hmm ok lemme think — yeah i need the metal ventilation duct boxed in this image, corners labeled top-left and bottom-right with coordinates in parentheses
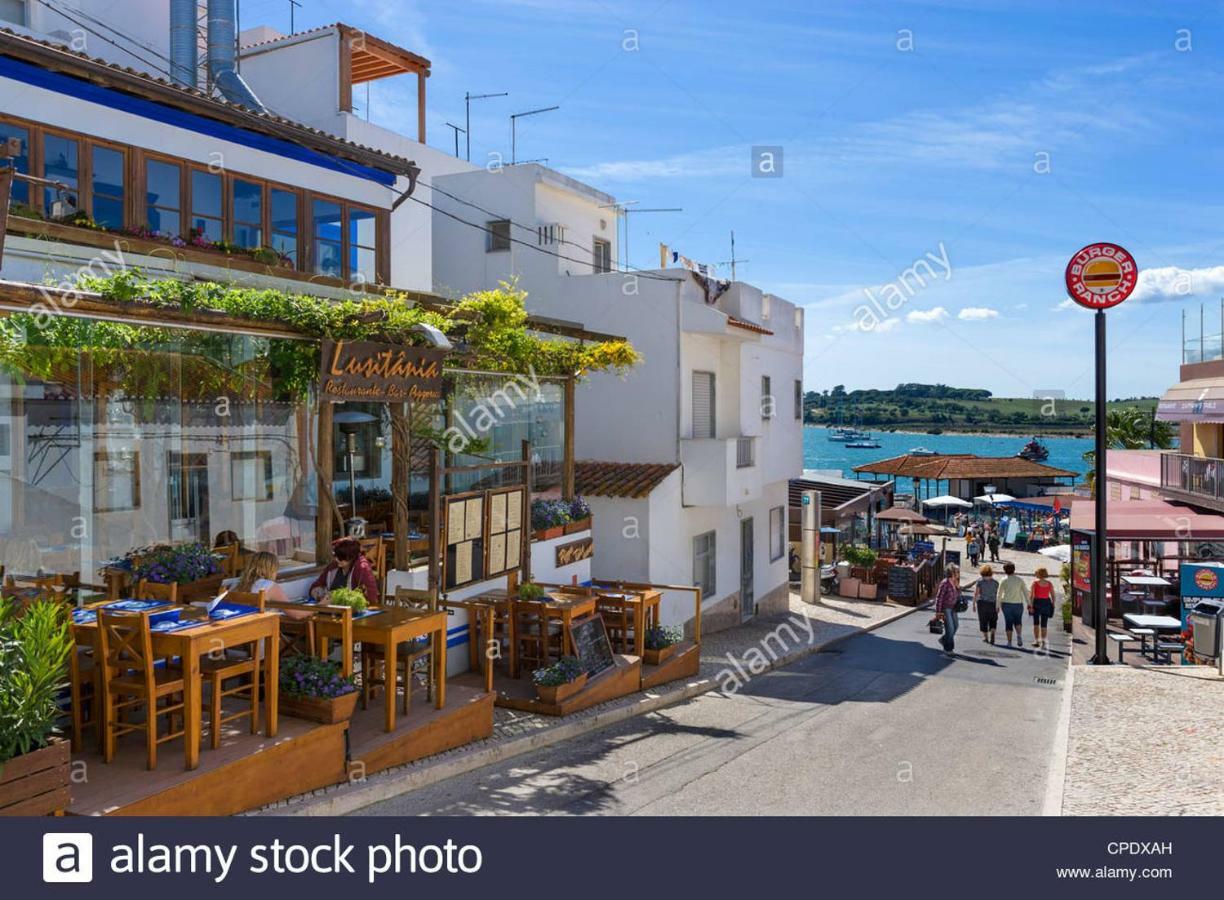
top-left (205, 0), bottom-right (266, 112)
top-left (169, 0), bottom-right (198, 88)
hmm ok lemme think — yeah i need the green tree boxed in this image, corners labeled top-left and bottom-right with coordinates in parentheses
top-left (1082, 406), bottom-right (1176, 492)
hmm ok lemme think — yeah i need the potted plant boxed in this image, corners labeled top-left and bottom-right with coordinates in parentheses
top-left (531, 656), bottom-right (587, 705)
top-left (325, 587), bottom-right (370, 614)
top-left (517, 582), bottom-right (546, 602)
top-left (1061, 598), bottom-right (1073, 634)
top-left (279, 655), bottom-right (359, 724)
top-left (564, 496), bottom-right (592, 534)
top-left (0, 599), bottom-right (73, 816)
top-left (131, 542), bottom-right (224, 601)
top-left (643, 625), bottom-right (683, 665)
top-left (841, 544), bottom-right (879, 583)
top-left (531, 498), bottom-right (572, 540)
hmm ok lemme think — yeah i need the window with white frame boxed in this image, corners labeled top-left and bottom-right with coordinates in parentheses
top-left (693, 531), bottom-right (716, 597)
top-left (761, 375), bottom-right (774, 419)
top-left (769, 506), bottom-right (785, 561)
top-left (593, 238), bottom-right (612, 273)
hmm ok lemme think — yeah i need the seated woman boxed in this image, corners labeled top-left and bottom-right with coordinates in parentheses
top-left (309, 537), bottom-right (379, 607)
top-left (224, 550), bottom-right (290, 604)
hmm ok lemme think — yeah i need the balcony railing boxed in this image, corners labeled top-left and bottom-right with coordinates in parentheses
top-left (1161, 452), bottom-right (1224, 503)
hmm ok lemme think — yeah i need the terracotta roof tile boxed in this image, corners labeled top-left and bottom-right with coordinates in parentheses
top-left (575, 461), bottom-right (679, 499)
top-left (852, 454), bottom-right (1078, 480)
top-left (727, 317), bottom-right (774, 335)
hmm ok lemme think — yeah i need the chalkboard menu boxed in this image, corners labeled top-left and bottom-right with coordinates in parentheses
top-left (567, 614), bottom-right (616, 679)
top-left (888, 565), bottom-right (917, 601)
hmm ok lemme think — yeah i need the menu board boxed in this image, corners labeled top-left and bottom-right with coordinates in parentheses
top-left (485, 487), bottom-right (526, 579)
top-left (568, 614), bottom-right (616, 679)
top-left (887, 565), bottom-right (917, 601)
top-left (444, 492), bottom-right (485, 590)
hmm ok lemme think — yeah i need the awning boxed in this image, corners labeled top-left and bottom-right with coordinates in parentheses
top-left (1156, 376), bottom-right (1224, 422)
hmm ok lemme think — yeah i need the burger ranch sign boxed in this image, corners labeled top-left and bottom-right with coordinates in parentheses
top-left (1065, 242), bottom-right (1138, 310)
top-left (321, 339), bottom-right (446, 402)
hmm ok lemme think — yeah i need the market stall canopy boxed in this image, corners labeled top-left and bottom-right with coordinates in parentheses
top-left (874, 507), bottom-right (929, 523)
top-left (1038, 545), bottom-right (1072, 564)
top-left (974, 493), bottom-right (1016, 505)
top-left (998, 495), bottom-right (1076, 514)
top-left (1156, 376), bottom-right (1224, 423)
top-left (923, 495), bottom-right (973, 508)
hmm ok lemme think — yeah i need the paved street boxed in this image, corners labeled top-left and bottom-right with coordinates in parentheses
top-left (355, 606), bottom-right (1071, 816)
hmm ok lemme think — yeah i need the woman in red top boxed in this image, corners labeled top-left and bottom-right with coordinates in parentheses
top-left (309, 537), bottom-right (380, 606)
top-left (1028, 566), bottom-right (1056, 649)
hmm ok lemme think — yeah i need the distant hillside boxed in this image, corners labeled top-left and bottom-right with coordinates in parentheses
top-left (804, 383), bottom-right (1159, 435)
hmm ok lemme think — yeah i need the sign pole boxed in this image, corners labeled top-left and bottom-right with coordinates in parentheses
top-left (1064, 241), bottom-right (1136, 665)
top-left (1090, 309), bottom-right (1111, 664)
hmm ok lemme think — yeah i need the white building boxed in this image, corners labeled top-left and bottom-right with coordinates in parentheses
top-left (432, 165), bottom-right (806, 632)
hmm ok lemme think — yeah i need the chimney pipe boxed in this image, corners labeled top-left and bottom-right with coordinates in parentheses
top-left (206, 0), bottom-right (267, 113)
top-left (169, 0), bottom-right (198, 88)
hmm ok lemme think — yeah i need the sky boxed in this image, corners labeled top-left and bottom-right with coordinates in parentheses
top-left (240, 0), bottom-right (1224, 400)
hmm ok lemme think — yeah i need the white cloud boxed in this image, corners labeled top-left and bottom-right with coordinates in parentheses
top-left (1131, 265), bottom-right (1224, 303)
top-left (1054, 298), bottom-right (1075, 311)
top-left (907, 306), bottom-right (949, 324)
top-left (957, 307), bottom-right (999, 320)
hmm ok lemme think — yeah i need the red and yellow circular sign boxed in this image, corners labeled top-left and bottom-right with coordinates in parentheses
top-left (1195, 568), bottom-right (1219, 592)
top-left (1065, 243), bottom-right (1138, 309)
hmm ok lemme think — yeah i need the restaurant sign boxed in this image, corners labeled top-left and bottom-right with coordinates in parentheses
top-left (555, 536), bottom-right (594, 567)
top-left (321, 339), bottom-right (445, 402)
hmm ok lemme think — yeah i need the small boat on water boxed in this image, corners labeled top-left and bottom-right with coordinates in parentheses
top-left (846, 435), bottom-right (882, 449)
top-left (827, 428), bottom-right (852, 442)
top-left (1016, 438), bottom-right (1050, 462)
top-left (909, 447), bottom-right (938, 456)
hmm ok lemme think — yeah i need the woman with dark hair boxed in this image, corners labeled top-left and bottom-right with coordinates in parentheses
top-left (309, 537), bottom-right (379, 606)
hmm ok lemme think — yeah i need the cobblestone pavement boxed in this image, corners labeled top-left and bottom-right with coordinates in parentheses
top-left (1062, 666), bottom-right (1224, 815)
top-left (253, 591), bottom-right (912, 814)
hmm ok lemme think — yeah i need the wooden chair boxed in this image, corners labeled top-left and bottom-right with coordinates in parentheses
top-left (361, 586), bottom-right (434, 713)
top-left (512, 598), bottom-right (566, 672)
top-left (67, 621), bottom-right (102, 753)
top-left (199, 590), bottom-right (265, 750)
top-left (96, 609), bottom-right (186, 770)
top-left (596, 593), bottom-right (636, 653)
top-left (134, 580), bottom-right (179, 605)
top-left (359, 538), bottom-right (387, 601)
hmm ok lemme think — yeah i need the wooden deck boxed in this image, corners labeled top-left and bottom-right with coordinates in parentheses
top-left (456, 654), bottom-right (642, 716)
top-left (640, 641), bottom-right (700, 690)
top-left (348, 681), bottom-right (494, 776)
top-left (68, 714), bottom-right (348, 816)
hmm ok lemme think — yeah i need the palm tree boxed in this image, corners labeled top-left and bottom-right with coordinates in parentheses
top-left (1082, 406), bottom-right (1175, 493)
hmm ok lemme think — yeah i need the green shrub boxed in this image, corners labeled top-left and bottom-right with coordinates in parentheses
top-left (532, 656), bottom-right (584, 687)
top-left (0, 598), bottom-right (73, 765)
top-left (327, 587), bottom-right (369, 613)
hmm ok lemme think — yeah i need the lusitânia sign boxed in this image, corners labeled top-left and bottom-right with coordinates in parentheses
top-left (321, 339), bottom-right (446, 402)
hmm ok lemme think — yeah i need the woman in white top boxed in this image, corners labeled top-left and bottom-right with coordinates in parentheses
top-left (224, 551), bottom-right (290, 604)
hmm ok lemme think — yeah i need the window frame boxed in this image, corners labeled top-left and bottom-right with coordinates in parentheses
top-left (487, 219), bottom-right (511, 252)
top-left (761, 374), bottom-right (773, 420)
top-left (229, 175), bottom-right (265, 250)
top-left (593, 237), bottom-right (611, 274)
top-left (0, 112), bottom-right (387, 284)
top-left (187, 165), bottom-right (225, 244)
top-left (93, 450), bottom-right (141, 513)
top-left (769, 506), bottom-right (785, 562)
top-left (231, 450), bottom-right (275, 502)
top-left (693, 530), bottom-right (717, 597)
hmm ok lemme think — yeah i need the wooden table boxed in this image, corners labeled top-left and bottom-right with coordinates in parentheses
top-left (75, 609), bottom-right (280, 771)
top-left (532, 593), bottom-right (597, 669)
top-left (596, 589), bottom-right (661, 657)
top-left (440, 595), bottom-right (499, 692)
top-left (317, 607), bottom-right (447, 732)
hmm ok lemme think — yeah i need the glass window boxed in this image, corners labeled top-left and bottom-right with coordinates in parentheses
top-left (0, 121), bottom-right (30, 206)
top-left (693, 531), bottom-right (716, 597)
top-left (769, 506), bottom-right (785, 561)
top-left (0, 313), bottom-right (321, 577)
top-left (232, 178), bottom-right (262, 249)
top-left (761, 375), bottom-right (773, 418)
top-left (91, 145), bottom-right (125, 229)
top-left (0, 0), bottom-right (26, 26)
top-left (190, 169), bottom-right (223, 243)
top-left (349, 207), bottom-right (377, 284)
top-left (42, 133), bottom-right (79, 221)
top-left (487, 219), bottom-right (511, 252)
top-left (312, 198), bottom-right (342, 278)
top-left (270, 189), bottom-right (298, 266)
top-left (593, 238), bottom-right (611, 273)
top-left (145, 159), bottom-right (182, 237)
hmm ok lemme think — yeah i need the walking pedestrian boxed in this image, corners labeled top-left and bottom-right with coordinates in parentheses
top-left (1029, 566), bottom-right (1057, 649)
top-left (934, 564), bottom-right (961, 655)
top-left (998, 561), bottom-right (1027, 647)
top-left (987, 530), bottom-right (1000, 562)
top-left (974, 564), bottom-right (1000, 643)
top-left (967, 532), bottom-right (981, 568)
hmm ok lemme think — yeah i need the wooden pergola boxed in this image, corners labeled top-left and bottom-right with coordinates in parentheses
top-left (337, 24), bottom-right (432, 143)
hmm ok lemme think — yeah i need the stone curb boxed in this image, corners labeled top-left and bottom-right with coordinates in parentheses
top-left (258, 601), bottom-right (925, 817)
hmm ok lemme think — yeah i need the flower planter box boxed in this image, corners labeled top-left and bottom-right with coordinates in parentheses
top-left (280, 691), bottom-right (358, 725)
top-left (563, 518), bottom-right (591, 535)
top-left (643, 644), bottom-right (677, 666)
top-left (0, 738), bottom-right (70, 817)
top-left (536, 672), bottom-right (587, 705)
top-left (534, 526), bottom-right (565, 541)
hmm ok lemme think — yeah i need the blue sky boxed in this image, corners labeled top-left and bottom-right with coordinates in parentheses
top-left (243, 0), bottom-right (1224, 399)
